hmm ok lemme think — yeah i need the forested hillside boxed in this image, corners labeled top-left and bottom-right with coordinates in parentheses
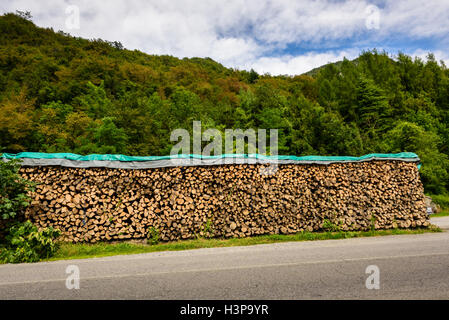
top-left (1, 12), bottom-right (449, 194)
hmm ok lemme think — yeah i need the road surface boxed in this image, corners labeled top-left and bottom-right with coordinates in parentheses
top-left (0, 216), bottom-right (448, 299)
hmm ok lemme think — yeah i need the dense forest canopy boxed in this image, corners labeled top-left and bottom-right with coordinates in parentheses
top-left (1, 12), bottom-right (449, 194)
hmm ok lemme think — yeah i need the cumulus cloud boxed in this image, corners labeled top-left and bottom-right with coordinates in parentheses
top-left (380, 1), bottom-right (449, 39)
top-left (1, 0), bottom-right (448, 75)
top-left (407, 49), bottom-right (449, 66)
top-left (240, 49), bottom-right (361, 75)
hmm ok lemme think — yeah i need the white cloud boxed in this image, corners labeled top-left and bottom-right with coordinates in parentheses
top-left (238, 49), bottom-right (360, 75)
top-left (1, 0), bottom-right (449, 75)
top-left (407, 49), bottom-right (449, 66)
top-left (380, 1), bottom-right (449, 39)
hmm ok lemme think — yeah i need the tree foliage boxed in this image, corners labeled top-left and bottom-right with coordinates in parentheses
top-left (0, 159), bottom-right (34, 221)
top-left (0, 220), bottom-right (61, 263)
top-left (0, 159), bottom-right (60, 263)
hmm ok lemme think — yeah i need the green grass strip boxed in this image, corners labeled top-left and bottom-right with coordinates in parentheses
top-left (44, 226), bottom-right (442, 262)
top-left (430, 210), bottom-right (449, 218)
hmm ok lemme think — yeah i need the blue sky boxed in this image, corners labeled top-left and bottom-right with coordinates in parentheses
top-left (2, 0), bottom-right (448, 75)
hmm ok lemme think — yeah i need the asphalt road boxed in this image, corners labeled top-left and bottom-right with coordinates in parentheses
top-left (0, 216), bottom-right (448, 300)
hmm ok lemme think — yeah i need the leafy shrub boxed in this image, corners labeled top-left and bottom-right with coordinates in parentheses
top-left (322, 219), bottom-right (341, 232)
top-left (0, 220), bottom-right (61, 263)
top-left (429, 194), bottom-right (449, 209)
top-left (0, 159), bottom-right (34, 221)
top-left (0, 160), bottom-right (61, 263)
top-left (147, 227), bottom-right (160, 245)
top-left (195, 218), bottom-right (215, 239)
top-left (370, 215), bottom-right (377, 232)
top-left (202, 218), bottom-right (214, 239)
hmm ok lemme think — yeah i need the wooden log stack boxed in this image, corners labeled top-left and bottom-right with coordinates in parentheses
top-left (19, 160), bottom-right (429, 243)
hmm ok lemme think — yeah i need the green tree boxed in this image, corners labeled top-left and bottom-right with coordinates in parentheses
top-left (355, 77), bottom-right (390, 130)
top-left (73, 81), bottom-right (111, 119)
top-left (93, 117), bottom-right (128, 154)
top-left (0, 91), bottom-right (35, 152)
top-left (385, 121), bottom-right (448, 194)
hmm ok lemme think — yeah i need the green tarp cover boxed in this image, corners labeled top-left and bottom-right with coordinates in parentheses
top-left (0, 152), bottom-right (421, 169)
top-left (1, 152), bottom-right (420, 162)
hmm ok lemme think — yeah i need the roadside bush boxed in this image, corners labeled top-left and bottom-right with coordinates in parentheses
top-left (0, 159), bottom-right (61, 263)
top-left (147, 227), bottom-right (160, 245)
top-left (0, 159), bottom-right (34, 222)
top-left (322, 219), bottom-right (341, 232)
top-left (429, 194), bottom-right (449, 210)
top-left (0, 221), bottom-right (61, 263)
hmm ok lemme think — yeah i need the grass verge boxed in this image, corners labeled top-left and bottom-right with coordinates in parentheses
top-left (430, 210), bottom-right (449, 218)
top-left (44, 226), bottom-right (442, 262)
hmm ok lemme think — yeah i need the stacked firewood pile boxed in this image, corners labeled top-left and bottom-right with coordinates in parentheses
top-left (19, 160), bottom-right (429, 243)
